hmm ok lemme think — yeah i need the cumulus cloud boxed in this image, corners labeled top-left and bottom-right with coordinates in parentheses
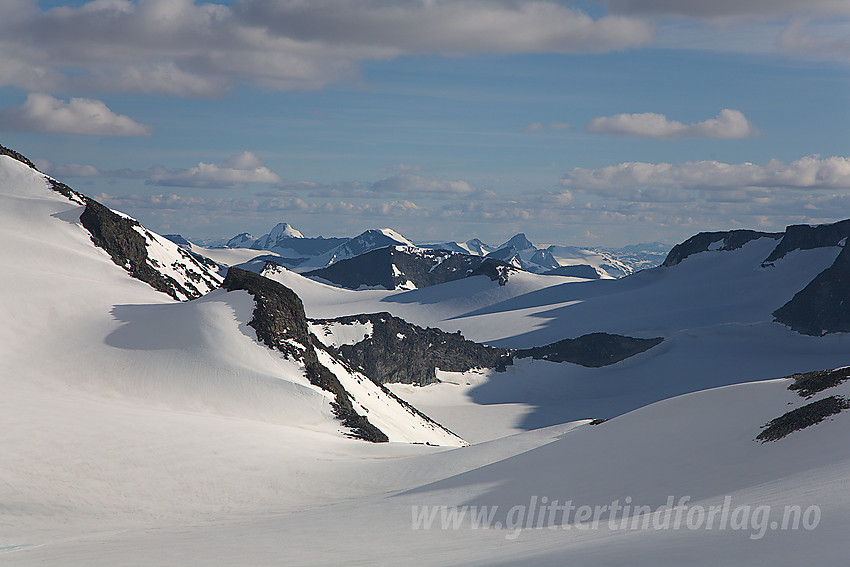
top-left (586, 109), bottom-right (755, 139)
top-left (0, 93), bottom-right (152, 136)
top-left (35, 159), bottom-right (103, 178)
top-left (147, 151), bottom-right (282, 188)
top-left (560, 155), bottom-right (850, 193)
top-left (43, 151), bottom-right (282, 189)
top-left (0, 0), bottom-right (653, 96)
top-left (370, 173), bottom-right (476, 195)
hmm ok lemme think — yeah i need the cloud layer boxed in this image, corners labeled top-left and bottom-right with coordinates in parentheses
top-left (586, 109), bottom-right (756, 139)
top-left (0, 93), bottom-right (152, 136)
top-left (560, 155), bottom-right (850, 192)
top-left (605, 0), bottom-right (850, 18)
top-left (0, 0), bottom-right (653, 96)
top-left (41, 151), bottom-right (281, 189)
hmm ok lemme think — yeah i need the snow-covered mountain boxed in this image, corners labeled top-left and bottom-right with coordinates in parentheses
top-left (421, 237), bottom-right (497, 256)
top-left (300, 245), bottom-right (525, 290)
top-left (3, 141), bottom-right (849, 565)
top-left (0, 146), bottom-right (462, 447)
top-left (216, 227), bottom-right (666, 281)
top-left (222, 223), bottom-right (346, 258)
top-left (294, 228), bottom-right (415, 270)
top-left (250, 222), bottom-right (305, 250)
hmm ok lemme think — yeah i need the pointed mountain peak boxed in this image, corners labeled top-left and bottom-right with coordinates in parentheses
top-left (226, 232), bottom-right (255, 248)
top-left (500, 233), bottom-right (534, 251)
top-left (268, 222), bottom-right (304, 240)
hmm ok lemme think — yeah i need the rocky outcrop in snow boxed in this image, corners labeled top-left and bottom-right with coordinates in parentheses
top-left (515, 333), bottom-right (663, 367)
top-left (772, 243), bottom-right (850, 335)
top-left (662, 230), bottom-right (782, 267)
top-left (223, 267), bottom-right (389, 442)
top-left (762, 219), bottom-right (850, 264)
top-left (2, 144), bottom-right (222, 301)
top-left (311, 312), bottom-right (513, 385)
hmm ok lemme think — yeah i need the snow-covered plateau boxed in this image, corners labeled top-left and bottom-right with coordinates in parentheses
top-left (2, 148), bottom-right (849, 566)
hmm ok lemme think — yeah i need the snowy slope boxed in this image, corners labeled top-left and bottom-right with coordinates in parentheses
top-left (8, 373), bottom-right (848, 566)
top-left (0, 152), bottom-right (468, 534)
top-left (259, 233), bottom-right (850, 438)
top-left (3, 146), bottom-right (849, 565)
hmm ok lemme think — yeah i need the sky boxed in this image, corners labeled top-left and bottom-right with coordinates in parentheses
top-left (1, 1), bottom-right (848, 247)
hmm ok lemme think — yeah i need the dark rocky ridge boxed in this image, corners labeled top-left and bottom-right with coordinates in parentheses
top-left (314, 314), bottom-right (664, 386)
top-left (756, 396), bottom-right (850, 442)
top-left (303, 246), bottom-right (515, 290)
top-left (762, 219), bottom-right (850, 264)
top-left (468, 260), bottom-right (517, 286)
top-left (313, 312), bottom-right (513, 386)
top-left (772, 244), bottom-right (850, 335)
top-left (662, 230), bottom-right (781, 267)
top-left (3, 144), bottom-right (220, 301)
top-left (788, 367), bottom-right (850, 398)
top-left (222, 268), bottom-right (388, 442)
top-left (515, 333), bottom-right (664, 367)
top-left (543, 264), bottom-right (601, 279)
top-left (79, 199), bottom-right (220, 301)
top-left (0, 143), bottom-right (38, 170)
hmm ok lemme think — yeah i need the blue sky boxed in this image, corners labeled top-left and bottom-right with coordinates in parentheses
top-left (1, 1), bottom-right (848, 247)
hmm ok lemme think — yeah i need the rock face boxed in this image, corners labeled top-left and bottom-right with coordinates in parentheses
top-left (772, 244), bottom-right (850, 335)
top-left (222, 267), bottom-right (389, 442)
top-left (468, 260), bottom-right (517, 286)
top-left (311, 312), bottom-right (512, 385)
top-left (762, 220), bottom-right (850, 264)
top-left (313, 314), bottom-right (664, 385)
top-left (756, 366), bottom-right (850, 442)
top-left (3, 144), bottom-right (221, 301)
top-left (788, 367), bottom-right (850, 399)
top-left (0, 144), bottom-right (38, 169)
top-left (756, 396), bottom-right (850, 442)
top-left (303, 245), bottom-right (514, 290)
top-left (515, 333), bottom-right (663, 367)
top-left (543, 264), bottom-right (601, 279)
top-left (662, 230), bottom-right (781, 267)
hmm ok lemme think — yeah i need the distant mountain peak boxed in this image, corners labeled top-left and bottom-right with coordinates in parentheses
top-left (268, 222), bottom-right (304, 240)
top-left (499, 233), bottom-right (534, 251)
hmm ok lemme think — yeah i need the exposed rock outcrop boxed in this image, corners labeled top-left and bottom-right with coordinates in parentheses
top-left (79, 199), bottom-right (221, 301)
top-left (311, 312), bottom-right (512, 385)
top-left (515, 333), bottom-right (663, 367)
top-left (3, 144), bottom-right (221, 301)
top-left (756, 396), bottom-right (850, 442)
top-left (772, 244), bottom-right (850, 335)
top-left (762, 219), bottom-right (850, 264)
top-left (222, 268), bottom-right (389, 442)
top-left (662, 230), bottom-right (781, 267)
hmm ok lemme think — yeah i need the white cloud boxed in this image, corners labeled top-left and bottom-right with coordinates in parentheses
top-left (35, 159), bottom-right (103, 178)
top-left (560, 155), bottom-right (850, 192)
top-left (148, 151), bottom-right (282, 189)
top-left (780, 19), bottom-right (850, 61)
top-left (0, 93), bottom-right (152, 136)
top-left (586, 109), bottom-right (755, 139)
top-left (370, 173), bottom-right (476, 195)
top-left (0, 0), bottom-right (653, 96)
top-left (523, 122), bottom-right (544, 132)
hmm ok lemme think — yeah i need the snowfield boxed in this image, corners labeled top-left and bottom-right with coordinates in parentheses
top-left (2, 152), bottom-right (849, 565)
